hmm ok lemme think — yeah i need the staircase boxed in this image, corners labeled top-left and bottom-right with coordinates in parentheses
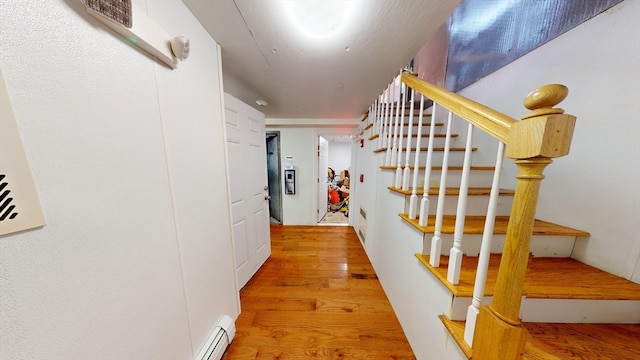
top-left (356, 72), bottom-right (640, 359)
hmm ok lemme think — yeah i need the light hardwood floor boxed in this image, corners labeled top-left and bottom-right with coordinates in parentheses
top-left (223, 225), bottom-right (415, 359)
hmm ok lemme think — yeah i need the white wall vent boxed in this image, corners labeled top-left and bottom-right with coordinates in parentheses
top-left (81, 0), bottom-right (132, 28)
top-left (358, 207), bottom-right (367, 243)
top-left (0, 69), bottom-right (46, 236)
top-left (195, 315), bottom-right (236, 360)
top-left (80, 0), bottom-right (189, 69)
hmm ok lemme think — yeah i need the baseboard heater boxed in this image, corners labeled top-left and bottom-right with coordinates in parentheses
top-left (195, 315), bottom-right (236, 360)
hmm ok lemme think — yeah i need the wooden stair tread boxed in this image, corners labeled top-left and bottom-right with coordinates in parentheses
top-left (439, 316), bottom-right (640, 360)
top-left (522, 322), bottom-right (640, 359)
top-left (438, 315), bottom-right (472, 358)
top-left (415, 253), bottom-right (640, 300)
top-left (389, 186), bottom-right (514, 197)
top-left (399, 213), bottom-right (588, 237)
top-left (373, 146), bottom-right (476, 153)
top-left (380, 165), bottom-right (495, 171)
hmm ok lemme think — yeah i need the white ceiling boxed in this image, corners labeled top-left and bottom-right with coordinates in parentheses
top-left (182, 0), bottom-right (460, 119)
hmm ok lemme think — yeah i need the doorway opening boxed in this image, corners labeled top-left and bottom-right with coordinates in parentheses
top-left (266, 132), bottom-right (282, 224)
top-left (318, 135), bottom-right (351, 225)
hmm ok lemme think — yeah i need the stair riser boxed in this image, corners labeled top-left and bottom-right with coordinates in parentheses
top-left (371, 113), bottom-right (434, 123)
top-left (421, 233), bottom-right (575, 258)
top-left (449, 297), bottom-right (640, 324)
top-left (520, 299), bottom-right (640, 323)
top-left (369, 122), bottom-right (442, 136)
top-left (390, 169), bottom-right (500, 189)
top-left (402, 194), bottom-right (514, 216)
top-left (368, 129), bottom-right (444, 142)
top-left (385, 151), bottom-right (468, 168)
top-left (379, 137), bottom-right (455, 150)
top-left (390, 136), bottom-right (459, 150)
top-left (398, 169), bottom-right (497, 189)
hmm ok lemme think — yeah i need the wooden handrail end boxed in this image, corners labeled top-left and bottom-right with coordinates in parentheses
top-left (506, 114), bottom-right (576, 159)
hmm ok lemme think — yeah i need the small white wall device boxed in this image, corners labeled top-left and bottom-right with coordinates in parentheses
top-left (81, 0), bottom-right (189, 69)
top-left (170, 36), bottom-right (190, 61)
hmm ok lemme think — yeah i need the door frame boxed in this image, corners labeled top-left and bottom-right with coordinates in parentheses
top-left (266, 131), bottom-right (283, 224)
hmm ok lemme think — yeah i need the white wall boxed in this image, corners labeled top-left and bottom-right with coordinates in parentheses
top-left (267, 124), bottom-right (358, 225)
top-left (328, 141), bottom-right (352, 176)
top-left (457, 0), bottom-right (640, 282)
top-left (0, 1), bottom-right (239, 358)
top-left (268, 127), bottom-right (317, 225)
top-left (222, 70), bottom-right (265, 114)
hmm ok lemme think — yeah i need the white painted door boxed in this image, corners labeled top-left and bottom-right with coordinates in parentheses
top-left (224, 93), bottom-right (271, 289)
top-left (317, 136), bottom-right (329, 222)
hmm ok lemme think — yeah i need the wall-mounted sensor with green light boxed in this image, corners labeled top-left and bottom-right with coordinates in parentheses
top-left (81, 0), bottom-right (190, 69)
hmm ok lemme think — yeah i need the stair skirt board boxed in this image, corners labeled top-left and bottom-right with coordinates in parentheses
top-left (449, 296), bottom-right (640, 324)
top-left (421, 234), bottom-right (576, 258)
top-left (196, 315), bottom-right (236, 360)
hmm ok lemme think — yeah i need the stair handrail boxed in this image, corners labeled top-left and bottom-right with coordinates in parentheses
top-left (402, 73), bottom-right (516, 143)
top-left (401, 73), bottom-right (577, 359)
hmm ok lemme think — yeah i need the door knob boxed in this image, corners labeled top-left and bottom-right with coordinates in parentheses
top-left (265, 195), bottom-right (271, 200)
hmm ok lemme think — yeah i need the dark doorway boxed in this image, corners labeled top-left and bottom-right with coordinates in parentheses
top-left (266, 132), bottom-right (282, 224)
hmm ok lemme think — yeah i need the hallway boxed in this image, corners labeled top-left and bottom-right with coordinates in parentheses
top-left (223, 225), bottom-right (415, 359)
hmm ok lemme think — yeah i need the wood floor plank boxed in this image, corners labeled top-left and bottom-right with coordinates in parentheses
top-left (224, 225), bottom-right (415, 359)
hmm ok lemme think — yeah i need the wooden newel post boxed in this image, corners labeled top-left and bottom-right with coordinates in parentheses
top-left (472, 85), bottom-right (576, 359)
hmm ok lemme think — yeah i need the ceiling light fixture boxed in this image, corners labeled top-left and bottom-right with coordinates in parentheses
top-left (281, 0), bottom-right (356, 39)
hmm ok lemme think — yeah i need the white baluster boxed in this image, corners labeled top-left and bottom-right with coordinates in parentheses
top-left (395, 82), bottom-right (406, 188)
top-left (369, 101), bottom-right (373, 141)
top-left (418, 103), bottom-right (439, 226)
top-left (390, 75), bottom-right (401, 168)
top-left (402, 88), bottom-right (415, 191)
top-left (447, 123), bottom-right (474, 285)
top-left (367, 104), bottom-right (372, 138)
top-left (373, 97), bottom-right (377, 143)
top-left (380, 88), bottom-right (390, 149)
top-left (463, 141), bottom-right (505, 346)
top-left (428, 110), bottom-right (454, 267)
top-left (408, 94), bottom-right (425, 219)
top-left (376, 94), bottom-right (383, 147)
top-left (386, 80), bottom-right (396, 166)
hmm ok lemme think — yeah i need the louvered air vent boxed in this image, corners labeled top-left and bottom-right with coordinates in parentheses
top-left (81, 0), bottom-right (132, 28)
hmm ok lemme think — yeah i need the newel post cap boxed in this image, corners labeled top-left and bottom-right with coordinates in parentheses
top-left (522, 84), bottom-right (568, 119)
